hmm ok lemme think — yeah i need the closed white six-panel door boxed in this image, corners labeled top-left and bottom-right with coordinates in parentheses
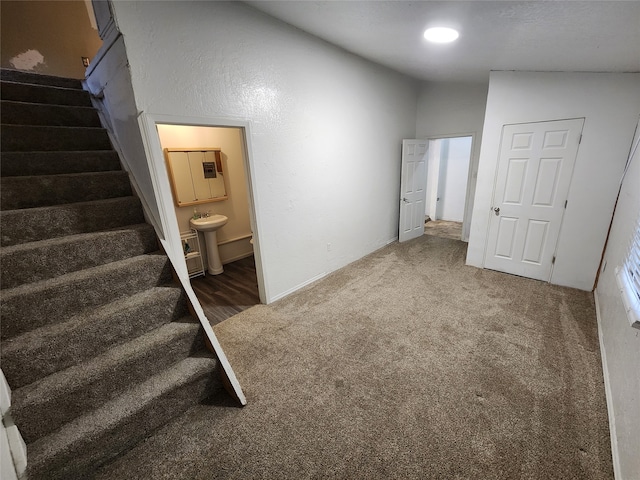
top-left (484, 118), bottom-right (584, 281)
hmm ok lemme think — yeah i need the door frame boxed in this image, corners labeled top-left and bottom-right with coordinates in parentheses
top-left (424, 132), bottom-right (478, 241)
top-left (138, 112), bottom-right (267, 304)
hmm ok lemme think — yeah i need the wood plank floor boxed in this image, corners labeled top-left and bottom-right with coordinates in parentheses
top-left (190, 255), bottom-right (260, 326)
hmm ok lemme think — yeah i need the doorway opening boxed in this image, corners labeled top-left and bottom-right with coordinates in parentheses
top-left (424, 135), bottom-right (473, 241)
top-left (156, 123), bottom-right (261, 324)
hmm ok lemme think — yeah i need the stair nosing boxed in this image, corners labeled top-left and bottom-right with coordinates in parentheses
top-left (0, 253), bottom-right (167, 300)
top-left (0, 99), bottom-right (97, 111)
top-left (0, 223), bottom-right (153, 255)
top-left (0, 80), bottom-right (86, 94)
top-left (0, 123), bottom-right (107, 131)
top-left (0, 196), bottom-right (138, 216)
top-left (26, 356), bottom-right (217, 465)
top-left (2, 286), bottom-right (185, 356)
top-left (0, 150), bottom-right (119, 156)
top-left (1, 170), bottom-right (127, 182)
top-left (13, 318), bottom-right (200, 406)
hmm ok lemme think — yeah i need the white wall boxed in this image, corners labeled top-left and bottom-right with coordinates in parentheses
top-left (439, 137), bottom-right (472, 223)
top-left (416, 81), bottom-right (488, 240)
top-left (468, 72), bottom-right (640, 291)
top-left (416, 82), bottom-right (489, 138)
top-left (85, 35), bottom-right (163, 236)
top-left (594, 117), bottom-right (640, 480)
top-left (425, 139), bottom-right (441, 220)
top-left (156, 125), bottom-right (253, 266)
top-left (111, 1), bottom-right (419, 302)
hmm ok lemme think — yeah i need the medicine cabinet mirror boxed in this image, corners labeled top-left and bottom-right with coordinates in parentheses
top-left (164, 148), bottom-right (228, 206)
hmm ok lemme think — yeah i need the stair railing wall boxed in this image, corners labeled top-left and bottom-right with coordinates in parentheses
top-left (84, 15), bottom-right (247, 405)
top-left (84, 34), bottom-right (165, 239)
top-left (0, 369), bottom-right (27, 480)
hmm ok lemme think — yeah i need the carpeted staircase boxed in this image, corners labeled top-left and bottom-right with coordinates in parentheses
top-left (0, 69), bottom-right (220, 479)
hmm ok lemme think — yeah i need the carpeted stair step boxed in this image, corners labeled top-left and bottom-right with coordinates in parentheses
top-left (1, 196), bottom-right (145, 247)
top-left (2, 285), bottom-right (189, 388)
top-left (1, 171), bottom-right (131, 210)
top-left (12, 319), bottom-right (204, 443)
top-left (0, 223), bottom-right (158, 289)
top-left (1, 69), bottom-right (82, 89)
top-left (0, 81), bottom-right (91, 107)
top-left (1, 100), bottom-right (101, 127)
top-left (1, 151), bottom-right (121, 177)
top-left (1, 254), bottom-right (172, 341)
top-left (0, 124), bottom-right (111, 152)
top-left (26, 356), bottom-right (219, 480)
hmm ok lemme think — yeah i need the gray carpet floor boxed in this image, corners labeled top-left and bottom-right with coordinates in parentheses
top-left (95, 235), bottom-right (612, 480)
top-left (424, 219), bottom-right (463, 240)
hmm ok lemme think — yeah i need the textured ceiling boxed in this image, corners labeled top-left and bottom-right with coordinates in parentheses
top-left (245, 1), bottom-right (640, 83)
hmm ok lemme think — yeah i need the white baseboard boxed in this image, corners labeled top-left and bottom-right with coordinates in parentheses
top-left (222, 251), bottom-right (254, 265)
top-left (268, 271), bottom-right (328, 304)
top-left (593, 289), bottom-right (621, 480)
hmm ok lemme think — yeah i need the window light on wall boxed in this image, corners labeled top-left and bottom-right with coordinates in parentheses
top-left (616, 211), bottom-right (640, 329)
top-left (614, 125), bottom-right (640, 330)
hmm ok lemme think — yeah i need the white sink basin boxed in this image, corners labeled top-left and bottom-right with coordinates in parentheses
top-left (189, 214), bottom-right (228, 232)
top-left (189, 215), bottom-right (228, 275)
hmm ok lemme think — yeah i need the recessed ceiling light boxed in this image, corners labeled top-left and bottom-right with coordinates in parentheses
top-left (423, 27), bottom-right (459, 44)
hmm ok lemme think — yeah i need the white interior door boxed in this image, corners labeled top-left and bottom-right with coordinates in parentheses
top-left (399, 139), bottom-right (428, 242)
top-left (484, 118), bottom-right (584, 281)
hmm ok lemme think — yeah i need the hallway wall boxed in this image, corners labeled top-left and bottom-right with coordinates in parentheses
top-left (416, 81), bottom-right (488, 240)
top-left (111, 1), bottom-right (419, 302)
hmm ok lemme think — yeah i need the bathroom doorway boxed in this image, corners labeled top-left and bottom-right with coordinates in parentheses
top-left (156, 123), bottom-right (262, 324)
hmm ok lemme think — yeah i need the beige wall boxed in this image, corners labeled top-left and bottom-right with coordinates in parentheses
top-left (156, 125), bottom-right (253, 266)
top-left (1, 1), bottom-right (101, 78)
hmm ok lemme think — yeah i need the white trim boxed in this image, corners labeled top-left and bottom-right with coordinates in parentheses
top-left (421, 132), bottom-right (477, 242)
top-left (269, 271), bottom-right (328, 303)
top-left (139, 112), bottom-right (268, 303)
top-left (221, 251), bottom-right (255, 265)
top-left (1, 369), bottom-right (26, 480)
top-left (83, 0), bottom-right (98, 30)
top-left (614, 267), bottom-right (640, 329)
top-left (137, 113), bottom-right (248, 405)
top-left (594, 290), bottom-right (622, 480)
top-left (218, 233), bottom-right (253, 246)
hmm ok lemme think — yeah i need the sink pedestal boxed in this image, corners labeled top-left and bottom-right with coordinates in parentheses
top-left (189, 214), bottom-right (229, 276)
top-left (203, 230), bottom-right (224, 275)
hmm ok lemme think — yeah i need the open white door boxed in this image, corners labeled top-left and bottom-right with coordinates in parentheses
top-left (484, 118), bottom-right (584, 281)
top-left (399, 140), bottom-right (428, 242)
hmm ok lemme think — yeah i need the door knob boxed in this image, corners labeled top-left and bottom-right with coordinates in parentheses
top-left (493, 207), bottom-right (500, 216)
top-left (402, 198), bottom-right (409, 203)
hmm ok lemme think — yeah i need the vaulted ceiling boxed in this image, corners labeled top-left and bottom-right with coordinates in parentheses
top-left (246, 1), bottom-right (640, 83)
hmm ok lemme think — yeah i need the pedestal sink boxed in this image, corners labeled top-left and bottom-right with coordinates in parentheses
top-left (189, 214), bottom-right (228, 275)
